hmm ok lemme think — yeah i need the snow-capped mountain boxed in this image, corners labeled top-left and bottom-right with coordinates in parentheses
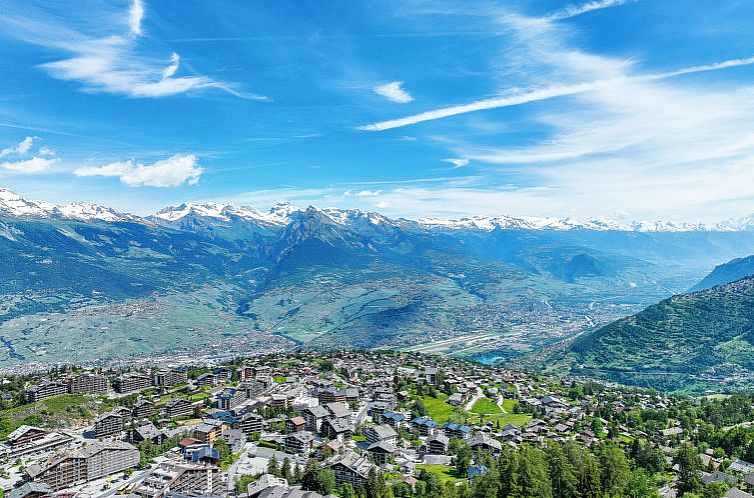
top-left (1, 187), bottom-right (753, 232)
top-left (152, 201), bottom-right (304, 227)
top-left (0, 188), bottom-right (137, 222)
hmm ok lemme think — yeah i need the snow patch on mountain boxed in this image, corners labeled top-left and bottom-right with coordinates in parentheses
top-left (3, 187), bottom-right (754, 232)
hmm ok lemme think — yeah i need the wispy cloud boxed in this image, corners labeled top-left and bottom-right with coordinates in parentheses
top-left (359, 56), bottom-right (754, 131)
top-left (128, 0), bottom-right (144, 36)
top-left (442, 158), bottom-right (469, 168)
top-left (4, 0), bottom-right (266, 100)
top-left (74, 154), bottom-right (203, 187)
top-left (373, 81), bottom-right (414, 103)
top-left (547, 0), bottom-right (634, 21)
top-left (0, 136), bottom-right (36, 158)
top-left (345, 189), bottom-right (382, 197)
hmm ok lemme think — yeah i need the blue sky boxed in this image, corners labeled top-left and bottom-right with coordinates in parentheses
top-left (1, 0), bottom-right (754, 221)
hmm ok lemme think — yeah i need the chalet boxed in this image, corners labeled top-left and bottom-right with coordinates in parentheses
top-left (441, 423), bottom-right (471, 440)
top-left (368, 401), bottom-right (391, 417)
top-left (467, 433), bottom-right (502, 455)
top-left (195, 373), bottom-right (218, 387)
top-left (194, 421), bottom-right (224, 444)
top-left (216, 388), bottom-right (244, 411)
top-left (6, 426), bottom-right (47, 447)
top-left (447, 393), bottom-right (464, 406)
top-left (25, 381), bottom-right (67, 402)
top-left (212, 367), bottom-right (233, 381)
top-left (410, 416), bottom-right (437, 436)
top-left (325, 402), bottom-right (351, 420)
top-left (133, 399), bottom-right (155, 419)
top-left (94, 412), bottom-right (123, 438)
top-left (380, 411), bottom-right (406, 427)
top-left (301, 405), bottom-right (330, 432)
top-left (165, 398), bottom-right (194, 418)
top-left (367, 441), bottom-right (395, 465)
top-left (427, 434), bottom-right (450, 455)
top-left (284, 431), bottom-right (314, 454)
top-left (285, 416), bottom-right (306, 433)
top-left (114, 373), bottom-right (151, 393)
top-left (327, 451), bottom-right (377, 487)
top-left (153, 367), bottom-right (188, 387)
top-left (237, 413), bottom-right (264, 434)
top-left (322, 418), bottom-right (352, 442)
top-left (366, 424), bottom-right (397, 445)
top-left (128, 421), bottom-right (166, 445)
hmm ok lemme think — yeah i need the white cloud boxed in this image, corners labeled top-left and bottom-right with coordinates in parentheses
top-left (373, 81), bottom-right (414, 103)
top-left (442, 158), bottom-right (469, 168)
top-left (161, 52), bottom-right (180, 80)
top-left (0, 136), bottom-right (36, 158)
top-left (1, 156), bottom-right (58, 173)
top-left (128, 0), bottom-right (144, 36)
top-left (0, 136), bottom-right (58, 173)
top-left (74, 154), bottom-right (203, 187)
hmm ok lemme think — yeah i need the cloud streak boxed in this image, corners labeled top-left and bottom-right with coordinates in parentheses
top-left (358, 56), bottom-right (754, 131)
top-left (547, 0), bottom-right (634, 21)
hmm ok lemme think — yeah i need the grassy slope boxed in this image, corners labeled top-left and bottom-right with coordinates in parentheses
top-left (0, 394), bottom-right (113, 438)
top-left (549, 276), bottom-right (754, 393)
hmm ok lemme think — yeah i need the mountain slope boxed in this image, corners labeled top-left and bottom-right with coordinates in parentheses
top-left (547, 276), bottom-right (754, 393)
top-left (691, 255), bottom-right (754, 291)
top-left (4, 188), bottom-right (754, 371)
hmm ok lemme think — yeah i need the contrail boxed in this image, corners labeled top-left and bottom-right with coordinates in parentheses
top-left (548, 0), bottom-right (634, 21)
top-left (358, 56), bottom-right (754, 132)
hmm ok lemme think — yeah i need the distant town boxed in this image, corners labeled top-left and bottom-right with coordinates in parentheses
top-left (0, 350), bottom-right (752, 498)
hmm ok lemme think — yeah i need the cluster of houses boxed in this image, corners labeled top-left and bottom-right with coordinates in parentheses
top-left (5, 350), bottom-right (754, 498)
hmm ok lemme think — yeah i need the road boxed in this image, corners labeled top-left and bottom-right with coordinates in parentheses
top-left (227, 443), bottom-right (253, 494)
top-left (464, 387), bottom-right (484, 411)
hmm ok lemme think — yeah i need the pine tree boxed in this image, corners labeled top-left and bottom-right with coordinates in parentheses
top-left (281, 457), bottom-right (293, 483)
top-left (546, 443), bottom-right (579, 498)
top-left (597, 442), bottom-right (630, 497)
top-left (676, 444), bottom-right (703, 496)
top-left (497, 446), bottom-right (518, 498)
top-left (267, 454), bottom-right (280, 477)
top-left (578, 453), bottom-right (602, 498)
top-left (513, 446), bottom-right (552, 498)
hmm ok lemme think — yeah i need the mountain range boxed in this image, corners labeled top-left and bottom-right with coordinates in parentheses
top-left (6, 187), bottom-right (754, 232)
top-left (2, 187), bottom-right (754, 375)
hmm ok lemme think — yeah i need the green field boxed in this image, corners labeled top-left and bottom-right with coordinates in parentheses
top-left (470, 397), bottom-right (501, 415)
top-left (416, 464), bottom-right (465, 483)
top-left (422, 394), bottom-right (456, 424)
top-left (469, 412), bottom-right (532, 427)
top-left (502, 398), bottom-right (517, 412)
top-left (0, 394), bottom-right (112, 439)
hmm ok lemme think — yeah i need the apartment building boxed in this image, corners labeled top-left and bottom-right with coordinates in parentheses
top-left (114, 374), bottom-right (151, 394)
top-left (25, 381), bottom-right (67, 403)
top-left (24, 441), bottom-right (139, 491)
top-left (153, 368), bottom-right (188, 388)
top-left (94, 412), bottom-right (123, 438)
top-left (132, 460), bottom-right (222, 498)
top-left (67, 373), bottom-right (108, 395)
